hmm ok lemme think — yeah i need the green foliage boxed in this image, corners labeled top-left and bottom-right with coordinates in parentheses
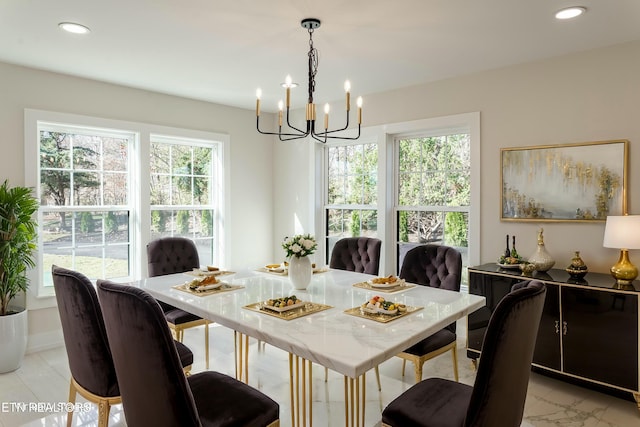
top-left (0, 181), bottom-right (38, 316)
top-left (399, 211), bottom-right (409, 242)
top-left (201, 210), bottom-right (213, 236)
top-left (350, 211), bottom-right (360, 237)
top-left (444, 212), bottom-right (468, 247)
top-left (152, 210), bottom-right (167, 232)
top-left (105, 212), bottom-right (118, 234)
top-left (79, 212), bottom-right (95, 234)
top-left (176, 210), bottom-right (190, 234)
top-left (39, 132), bottom-right (101, 229)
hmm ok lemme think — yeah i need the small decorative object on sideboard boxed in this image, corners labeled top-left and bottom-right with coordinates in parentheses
top-left (566, 251), bottom-right (588, 279)
top-left (519, 262), bottom-right (536, 275)
top-left (528, 227), bottom-right (555, 272)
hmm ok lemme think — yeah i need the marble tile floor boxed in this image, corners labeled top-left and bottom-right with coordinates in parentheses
top-left (1, 321), bottom-right (638, 427)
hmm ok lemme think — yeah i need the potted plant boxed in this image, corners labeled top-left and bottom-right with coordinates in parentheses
top-left (0, 180), bottom-right (38, 373)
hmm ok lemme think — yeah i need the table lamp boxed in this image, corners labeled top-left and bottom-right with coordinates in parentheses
top-left (603, 215), bottom-right (640, 289)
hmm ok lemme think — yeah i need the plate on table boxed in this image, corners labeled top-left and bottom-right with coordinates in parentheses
top-left (265, 264), bottom-right (286, 273)
top-left (361, 306), bottom-right (398, 315)
top-left (367, 278), bottom-right (406, 289)
top-left (185, 281), bottom-right (222, 292)
top-left (262, 300), bottom-right (305, 312)
top-left (497, 262), bottom-right (523, 269)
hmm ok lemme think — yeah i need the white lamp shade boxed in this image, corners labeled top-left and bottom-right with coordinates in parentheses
top-left (603, 215), bottom-right (640, 249)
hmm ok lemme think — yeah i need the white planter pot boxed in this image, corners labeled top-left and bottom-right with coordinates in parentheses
top-left (289, 256), bottom-right (312, 290)
top-left (0, 308), bottom-right (28, 373)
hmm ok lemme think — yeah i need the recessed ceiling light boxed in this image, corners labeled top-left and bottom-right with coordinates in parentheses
top-left (555, 6), bottom-right (586, 20)
top-left (58, 22), bottom-right (91, 34)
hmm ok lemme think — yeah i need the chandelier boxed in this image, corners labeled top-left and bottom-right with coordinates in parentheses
top-left (255, 18), bottom-right (362, 144)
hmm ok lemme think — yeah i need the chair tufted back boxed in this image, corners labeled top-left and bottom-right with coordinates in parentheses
top-left (329, 237), bottom-right (382, 275)
top-left (399, 244), bottom-right (462, 292)
top-left (51, 265), bottom-right (119, 398)
top-left (147, 237), bottom-right (200, 277)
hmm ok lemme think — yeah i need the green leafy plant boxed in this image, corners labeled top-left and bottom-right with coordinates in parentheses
top-left (0, 181), bottom-right (38, 316)
top-left (282, 234), bottom-right (317, 258)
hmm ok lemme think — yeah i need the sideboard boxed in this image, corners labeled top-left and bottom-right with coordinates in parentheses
top-left (467, 263), bottom-right (639, 409)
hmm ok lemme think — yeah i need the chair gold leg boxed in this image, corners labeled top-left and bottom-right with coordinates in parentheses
top-left (205, 321), bottom-right (210, 370)
top-left (633, 392), bottom-right (639, 412)
top-left (401, 359), bottom-right (406, 377)
top-left (414, 362), bottom-right (424, 384)
top-left (452, 345), bottom-right (459, 382)
top-left (97, 400), bottom-right (111, 427)
top-left (67, 380), bottom-right (76, 427)
top-left (374, 365), bottom-right (381, 391)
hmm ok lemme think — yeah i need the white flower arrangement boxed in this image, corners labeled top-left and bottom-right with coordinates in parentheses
top-left (282, 234), bottom-right (317, 258)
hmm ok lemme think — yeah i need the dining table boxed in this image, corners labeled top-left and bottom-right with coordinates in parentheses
top-left (135, 267), bottom-right (486, 427)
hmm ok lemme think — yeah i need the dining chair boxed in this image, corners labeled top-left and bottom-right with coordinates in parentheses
top-left (96, 279), bottom-right (280, 427)
top-left (147, 236), bottom-right (210, 369)
top-left (382, 280), bottom-right (546, 427)
top-left (328, 236), bottom-right (383, 389)
top-left (397, 244), bottom-right (462, 383)
top-left (329, 236), bottom-right (382, 275)
top-left (51, 265), bottom-right (194, 427)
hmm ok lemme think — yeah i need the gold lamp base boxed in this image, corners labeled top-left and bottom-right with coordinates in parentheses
top-left (610, 249), bottom-right (638, 290)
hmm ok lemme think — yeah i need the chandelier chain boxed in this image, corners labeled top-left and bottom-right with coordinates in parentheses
top-left (307, 27), bottom-right (318, 104)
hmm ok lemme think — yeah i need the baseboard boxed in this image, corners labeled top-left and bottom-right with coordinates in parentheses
top-left (27, 329), bottom-right (64, 354)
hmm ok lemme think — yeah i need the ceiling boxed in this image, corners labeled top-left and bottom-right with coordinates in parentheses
top-left (2, 1), bottom-right (640, 112)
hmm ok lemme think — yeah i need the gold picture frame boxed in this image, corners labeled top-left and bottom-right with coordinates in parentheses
top-left (501, 140), bottom-right (628, 222)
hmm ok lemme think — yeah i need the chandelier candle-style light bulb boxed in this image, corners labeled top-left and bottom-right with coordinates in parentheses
top-left (345, 80), bottom-right (351, 111)
top-left (255, 89), bottom-right (262, 116)
top-left (255, 18), bottom-right (362, 143)
top-left (324, 104), bottom-right (330, 130)
top-left (284, 75), bottom-right (293, 108)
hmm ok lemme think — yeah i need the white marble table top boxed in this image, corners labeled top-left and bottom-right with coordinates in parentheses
top-left (137, 268), bottom-right (485, 378)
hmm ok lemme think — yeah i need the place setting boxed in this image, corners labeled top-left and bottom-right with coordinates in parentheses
top-left (172, 272), bottom-right (243, 297)
top-left (352, 274), bottom-right (416, 293)
top-left (344, 295), bottom-right (423, 323)
top-left (257, 262), bottom-right (329, 276)
top-left (243, 294), bottom-right (332, 320)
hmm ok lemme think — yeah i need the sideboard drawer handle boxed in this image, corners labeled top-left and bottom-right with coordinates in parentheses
top-left (563, 321), bottom-right (568, 335)
top-left (554, 320), bottom-right (559, 334)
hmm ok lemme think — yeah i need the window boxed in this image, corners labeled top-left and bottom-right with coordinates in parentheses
top-left (396, 133), bottom-right (471, 278)
top-left (324, 142), bottom-right (378, 260)
top-left (319, 113), bottom-right (479, 277)
top-left (25, 110), bottom-right (227, 298)
top-left (149, 136), bottom-right (220, 263)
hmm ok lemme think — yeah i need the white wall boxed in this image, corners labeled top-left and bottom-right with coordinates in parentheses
top-left (4, 39), bottom-right (640, 351)
top-left (273, 40), bottom-right (640, 275)
top-left (0, 61), bottom-right (276, 351)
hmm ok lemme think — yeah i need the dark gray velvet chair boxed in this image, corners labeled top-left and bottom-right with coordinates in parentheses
top-left (147, 237), bottom-right (210, 369)
top-left (52, 265), bottom-right (193, 427)
top-left (397, 244), bottom-right (463, 383)
top-left (382, 280), bottom-right (547, 427)
top-left (96, 279), bottom-right (280, 427)
top-left (329, 237), bottom-right (382, 275)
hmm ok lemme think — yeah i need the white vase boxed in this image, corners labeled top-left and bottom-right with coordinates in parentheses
top-left (528, 228), bottom-right (555, 272)
top-left (0, 308), bottom-right (28, 373)
top-left (289, 255), bottom-right (312, 290)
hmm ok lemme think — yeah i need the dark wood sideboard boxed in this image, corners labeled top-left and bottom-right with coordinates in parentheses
top-left (467, 263), bottom-right (640, 409)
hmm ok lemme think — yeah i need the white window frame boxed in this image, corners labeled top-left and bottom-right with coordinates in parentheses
top-left (316, 112), bottom-right (480, 276)
top-left (24, 109), bottom-right (229, 308)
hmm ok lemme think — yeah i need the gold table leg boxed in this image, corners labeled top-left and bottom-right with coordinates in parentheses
top-left (634, 392), bottom-right (639, 412)
top-left (289, 353), bottom-right (313, 427)
top-left (344, 373), bottom-right (366, 427)
top-left (234, 331), bottom-right (249, 383)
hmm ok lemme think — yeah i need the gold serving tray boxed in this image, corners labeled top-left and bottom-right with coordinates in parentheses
top-left (243, 301), bottom-right (333, 320)
top-left (344, 305), bottom-right (423, 323)
top-left (172, 282), bottom-right (244, 297)
top-left (352, 281), bottom-right (416, 294)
